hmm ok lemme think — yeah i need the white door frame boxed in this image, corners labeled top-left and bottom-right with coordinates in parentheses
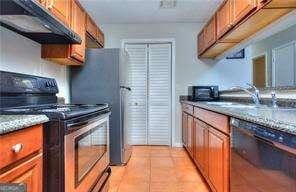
top-left (121, 39), bottom-right (176, 147)
top-left (272, 40), bottom-right (296, 86)
top-left (250, 52), bottom-right (268, 86)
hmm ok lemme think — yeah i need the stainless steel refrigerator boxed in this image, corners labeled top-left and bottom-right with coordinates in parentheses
top-left (70, 48), bottom-right (132, 165)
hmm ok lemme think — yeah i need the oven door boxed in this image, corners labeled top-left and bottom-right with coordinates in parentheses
top-left (64, 114), bottom-right (110, 192)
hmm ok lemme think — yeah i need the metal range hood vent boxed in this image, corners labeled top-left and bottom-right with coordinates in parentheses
top-left (0, 0), bottom-right (81, 44)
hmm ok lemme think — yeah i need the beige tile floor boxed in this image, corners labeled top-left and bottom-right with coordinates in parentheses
top-left (108, 146), bottom-right (210, 192)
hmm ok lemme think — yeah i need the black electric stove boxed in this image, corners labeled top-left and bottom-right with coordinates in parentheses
top-left (0, 71), bottom-right (110, 119)
top-left (0, 71), bottom-right (111, 192)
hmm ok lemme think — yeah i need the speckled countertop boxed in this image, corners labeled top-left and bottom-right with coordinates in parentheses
top-left (0, 115), bottom-right (49, 135)
top-left (181, 100), bottom-right (296, 135)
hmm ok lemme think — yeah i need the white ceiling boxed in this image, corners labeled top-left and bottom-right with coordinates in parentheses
top-left (79, 0), bottom-right (223, 24)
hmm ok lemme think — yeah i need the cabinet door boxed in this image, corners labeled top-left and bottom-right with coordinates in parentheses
top-left (70, 0), bottom-right (86, 62)
top-left (231, 0), bottom-right (257, 25)
top-left (194, 119), bottom-right (208, 176)
top-left (197, 30), bottom-right (205, 55)
top-left (204, 16), bottom-right (217, 49)
top-left (0, 154), bottom-right (42, 192)
top-left (182, 112), bottom-right (188, 147)
top-left (216, 0), bottom-right (232, 39)
top-left (86, 15), bottom-right (97, 39)
top-left (46, 0), bottom-right (70, 26)
top-left (208, 126), bottom-right (229, 192)
top-left (187, 115), bottom-right (194, 156)
top-left (97, 27), bottom-right (105, 47)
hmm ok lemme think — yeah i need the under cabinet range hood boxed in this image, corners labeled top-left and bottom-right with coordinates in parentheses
top-left (0, 0), bottom-right (81, 44)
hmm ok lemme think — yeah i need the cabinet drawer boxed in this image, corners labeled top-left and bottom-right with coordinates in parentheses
top-left (0, 125), bottom-right (43, 170)
top-left (182, 104), bottom-right (194, 115)
top-left (194, 107), bottom-right (229, 134)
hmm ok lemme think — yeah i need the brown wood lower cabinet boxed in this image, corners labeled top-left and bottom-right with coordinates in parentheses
top-left (208, 126), bottom-right (229, 192)
top-left (187, 115), bottom-right (194, 156)
top-left (182, 103), bottom-right (230, 192)
top-left (182, 112), bottom-right (188, 147)
top-left (194, 119), bottom-right (208, 176)
top-left (0, 124), bottom-right (43, 192)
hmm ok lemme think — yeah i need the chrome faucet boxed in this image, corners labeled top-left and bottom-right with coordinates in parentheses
top-left (271, 91), bottom-right (278, 108)
top-left (230, 83), bottom-right (261, 106)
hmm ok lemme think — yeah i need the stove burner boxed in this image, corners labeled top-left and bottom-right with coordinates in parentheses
top-left (1, 103), bottom-right (109, 119)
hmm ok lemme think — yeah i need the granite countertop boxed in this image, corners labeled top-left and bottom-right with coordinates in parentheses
top-left (181, 100), bottom-right (296, 135)
top-left (0, 115), bottom-right (49, 135)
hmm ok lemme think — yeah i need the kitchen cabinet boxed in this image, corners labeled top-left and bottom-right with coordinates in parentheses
top-left (181, 103), bottom-right (230, 192)
top-left (70, 0), bottom-right (86, 62)
top-left (216, 0), bottom-right (232, 39)
top-left (41, 0), bottom-right (105, 65)
top-left (198, 0), bottom-right (294, 58)
top-left (182, 112), bottom-right (188, 147)
top-left (208, 126), bottom-right (229, 192)
top-left (204, 16), bottom-right (217, 49)
top-left (45, 0), bottom-right (71, 26)
top-left (97, 27), bottom-right (105, 47)
top-left (230, 0), bottom-right (257, 25)
top-left (187, 115), bottom-right (194, 156)
top-left (41, 0), bottom-right (86, 65)
top-left (0, 124), bottom-right (43, 192)
top-left (197, 30), bottom-right (205, 55)
top-left (194, 119), bottom-right (208, 176)
top-left (86, 14), bottom-right (104, 48)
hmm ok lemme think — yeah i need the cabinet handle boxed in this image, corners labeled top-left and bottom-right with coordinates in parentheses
top-left (11, 143), bottom-right (23, 153)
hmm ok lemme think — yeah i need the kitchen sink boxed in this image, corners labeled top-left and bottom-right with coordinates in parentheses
top-left (205, 102), bottom-right (259, 109)
top-left (205, 101), bottom-right (296, 111)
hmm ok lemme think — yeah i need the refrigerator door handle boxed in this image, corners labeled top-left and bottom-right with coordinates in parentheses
top-left (120, 86), bottom-right (131, 91)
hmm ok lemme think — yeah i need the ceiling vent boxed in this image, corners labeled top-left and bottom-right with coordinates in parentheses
top-left (159, 0), bottom-right (177, 9)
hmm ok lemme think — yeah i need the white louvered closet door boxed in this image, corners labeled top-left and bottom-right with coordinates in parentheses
top-left (148, 44), bottom-right (171, 145)
top-left (125, 43), bottom-right (172, 145)
top-left (125, 44), bottom-right (148, 145)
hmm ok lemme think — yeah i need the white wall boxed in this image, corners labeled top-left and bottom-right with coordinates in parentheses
top-left (101, 23), bottom-right (251, 146)
top-left (0, 27), bottom-right (70, 102)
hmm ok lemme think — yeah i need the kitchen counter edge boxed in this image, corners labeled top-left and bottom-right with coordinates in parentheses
top-left (0, 115), bottom-right (49, 135)
top-left (181, 100), bottom-right (296, 135)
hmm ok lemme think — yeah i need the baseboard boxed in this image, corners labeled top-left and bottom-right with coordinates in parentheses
top-left (172, 142), bottom-right (183, 147)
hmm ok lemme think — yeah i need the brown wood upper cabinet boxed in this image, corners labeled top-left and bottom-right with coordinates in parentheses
top-left (86, 15), bottom-right (105, 48)
top-left (198, 0), bottom-right (294, 58)
top-left (70, 0), bottom-right (86, 62)
top-left (45, 0), bottom-right (71, 26)
top-left (97, 27), bottom-right (105, 47)
top-left (86, 15), bottom-right (97, 39)
top-left (230, 0), bottom-right (257, 25)
top-left (216, 0), bottom-right (232, 39)
top-left (204, 16), bottom-right (217, 49)
top-left (41, 0), bottom-right (86, 65)
top-left (197, 30), bottom-right (205, 55)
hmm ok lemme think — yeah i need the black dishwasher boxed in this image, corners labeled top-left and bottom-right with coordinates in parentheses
top-left (230, 118), bottom-right (296, 192)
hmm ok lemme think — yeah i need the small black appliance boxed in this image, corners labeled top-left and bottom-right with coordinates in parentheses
top-left (188, 86), bottom-right (219, 101)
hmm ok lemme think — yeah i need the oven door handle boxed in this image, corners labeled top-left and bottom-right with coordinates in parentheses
top-left (67, 121), bottom-right (89, 128)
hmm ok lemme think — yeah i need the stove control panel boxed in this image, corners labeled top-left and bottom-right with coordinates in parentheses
top-left (0, 71), bottom-right (59, 94)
